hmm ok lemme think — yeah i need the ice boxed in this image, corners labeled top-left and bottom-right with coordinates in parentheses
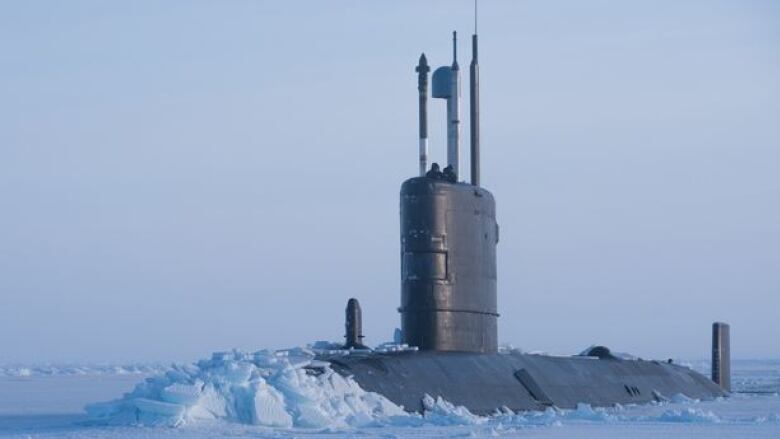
top-left (0, 363), bottom-right (167, 377)
top-left (671, 393), bottom-right (699, 404)
top-left (1, 355), bottom-right (779, 437)
top-left (565, 403), bottom-right (619, 422)
top-left (80, 349), bottom-right (780, 435)
top-left (422, 394), bottom-right (485, 425)
top-left (251, 381), bottom-right (293, 427)
top-left (160, 382), bottom-right (204, 405)
top-left (133, 398), bottom-right (185, 417)
top-left (85, 348), bottom-right (409, 427)
top-left (373, 342), bottom-right (419, 352)
top-left (498, 343), bottom-right (523, 354)
top-left (658, 407), bottom-right (721, 423)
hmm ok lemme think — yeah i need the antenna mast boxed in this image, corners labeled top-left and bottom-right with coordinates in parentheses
top-left (447, 31), bottom-right (461, 179)
top-left (469, 0), bottom-right (480, 186)
top-left (416, 54), bottom-right (430, 176)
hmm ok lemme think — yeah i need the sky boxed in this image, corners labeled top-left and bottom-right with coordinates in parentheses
top-left (1, 0), bottom-right (778, 363)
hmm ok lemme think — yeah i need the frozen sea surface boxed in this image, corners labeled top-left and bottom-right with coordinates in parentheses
top-left (1, 355), bottom-right (778, 438)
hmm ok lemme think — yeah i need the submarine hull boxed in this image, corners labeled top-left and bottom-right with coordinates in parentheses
top-left (322, 351), bottom-right (724, 414)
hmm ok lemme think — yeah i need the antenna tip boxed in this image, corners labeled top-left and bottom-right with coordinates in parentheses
top-left (474, 0), bottom-right (478, 34)
top-left (416, 53), bottom-right (429, 73)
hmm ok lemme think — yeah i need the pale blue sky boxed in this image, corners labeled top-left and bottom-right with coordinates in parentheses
top-left (1, 1), bottom-right (778, 362)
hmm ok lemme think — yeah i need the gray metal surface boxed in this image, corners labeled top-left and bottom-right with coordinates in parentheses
top-left (469, 33), bottom-right (480, 186)
top-left (399, 177), bottom-right (498, 353)
top-left (321, 350), bottom-right (725, 414)
top-left (343, 298), bottom-right (367, 349)
top-left (432, 33), bottom-right (461, 179)
top-left (447, 31), bottom-right (460, 179)
top-left (416, 53), bottom-right (429, 176)
top-left (712, 322), bottom-right (731, 391)
top-left (432, 66), bottom-right (452, 99)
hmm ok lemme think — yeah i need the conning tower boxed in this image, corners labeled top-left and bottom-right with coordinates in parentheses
top-left (400, 30), bottom-right (498, 353)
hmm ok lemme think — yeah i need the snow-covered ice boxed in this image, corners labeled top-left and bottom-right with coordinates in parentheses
top-left (84, 348), bottom-right (409, 428)
top-left (1, 352), bottom-right (778, 438)
top-left (0, 363), bottom-right (166, 377)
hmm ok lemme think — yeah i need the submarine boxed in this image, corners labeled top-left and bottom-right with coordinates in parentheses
top-left (314, 29), bottom-right (731, 415)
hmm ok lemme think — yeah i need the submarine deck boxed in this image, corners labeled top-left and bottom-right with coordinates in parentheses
top-left (318, 350), bottom-right (725, 414)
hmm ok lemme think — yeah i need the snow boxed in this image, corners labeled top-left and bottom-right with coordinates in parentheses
top-left (422, 394), bottom-right (486, 425)
top-left (657, 407), bottom-right (720, 423)
top-left (0, 355), bottom-right (778, 438)
top-left (85, 348), bottom-right (408, 428)
top-left (0, 363), bottom-right (167, 377)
